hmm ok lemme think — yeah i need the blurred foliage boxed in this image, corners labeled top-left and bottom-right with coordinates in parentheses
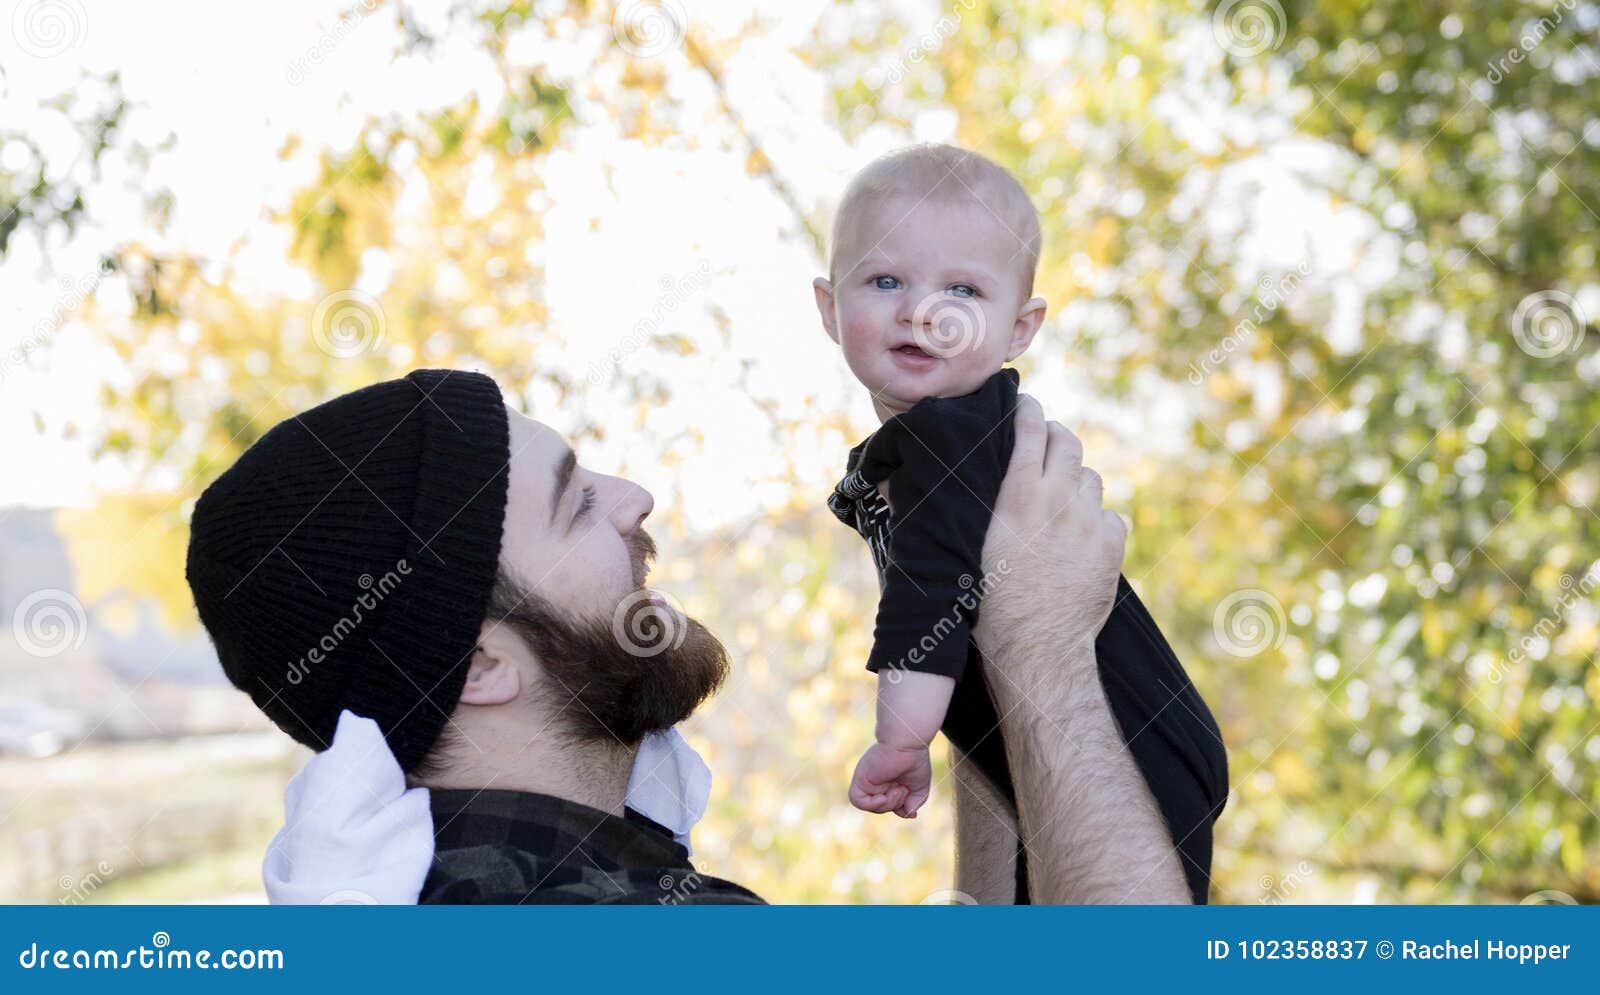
top-left (8, 0), bottom-right (1597, 901)
top-left (810, 0), bottom-right (1599, 901)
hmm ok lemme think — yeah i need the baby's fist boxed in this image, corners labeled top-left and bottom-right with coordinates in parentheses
top-left (848, 742), bottom-right (932, 818)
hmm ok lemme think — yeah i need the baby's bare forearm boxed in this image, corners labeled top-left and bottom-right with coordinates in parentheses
top-left (874, 670), bottom-right (956, 749)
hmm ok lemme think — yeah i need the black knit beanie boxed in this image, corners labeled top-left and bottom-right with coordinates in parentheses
top-left (185, 369), bottom-right (510, 771)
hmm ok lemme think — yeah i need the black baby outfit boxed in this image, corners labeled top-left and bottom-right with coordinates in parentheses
top-left (828, 368), bottom-right (1229, 903)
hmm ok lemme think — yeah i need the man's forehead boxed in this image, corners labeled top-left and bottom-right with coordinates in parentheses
top-left (505, 409), bottom-right (578, 530)
top-left (508, 410), bottom-right (571, 475)
top-left (509, 408), bottom-right (560, 446)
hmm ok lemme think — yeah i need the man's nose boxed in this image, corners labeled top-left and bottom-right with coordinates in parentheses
top-left (606, 476), bottom-right (653, 534)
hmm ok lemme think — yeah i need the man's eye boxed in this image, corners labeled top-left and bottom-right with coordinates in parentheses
top-left (948, 283), bottom-right (978, 298)
top-left (575, 484), bottom-right (597, 522)
top-left (872, 275), bottom-right (900, 291)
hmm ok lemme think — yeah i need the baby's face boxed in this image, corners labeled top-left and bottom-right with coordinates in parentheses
top-left (814, 195), bottom-right (1044, 420)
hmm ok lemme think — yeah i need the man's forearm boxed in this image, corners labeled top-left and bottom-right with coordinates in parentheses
top-left (989, 634), bottom-right (1191, 904)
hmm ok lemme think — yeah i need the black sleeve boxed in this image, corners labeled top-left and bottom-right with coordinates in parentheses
top-left (864, 399), bottom-right (1011, 680)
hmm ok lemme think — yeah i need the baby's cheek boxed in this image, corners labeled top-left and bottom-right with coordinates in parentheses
top-left (840, 313), bottom-right (883, 351)
top-left (839, 322), bottom-right (886, 374)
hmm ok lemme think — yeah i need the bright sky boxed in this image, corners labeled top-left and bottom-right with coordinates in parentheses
top-left (1, 0), bottom-right (902, 520)
top-left (1, 0), bottom-right (1369, 530)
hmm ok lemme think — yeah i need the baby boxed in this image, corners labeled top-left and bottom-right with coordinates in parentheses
top-left (813, 144), bottom-right (1227, 905)
top-left (812, 143), bottom-right (1047, 820)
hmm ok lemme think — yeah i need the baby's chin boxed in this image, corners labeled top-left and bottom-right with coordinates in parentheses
top-left (869, 367), bottom-right (997, 417)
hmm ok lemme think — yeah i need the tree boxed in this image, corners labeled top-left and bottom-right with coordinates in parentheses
top-left (807, 0), bottom-right (1597, 899)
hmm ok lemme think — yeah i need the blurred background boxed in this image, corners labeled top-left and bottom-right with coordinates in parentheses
top-left (2, 0), bottom-right (1597, 904)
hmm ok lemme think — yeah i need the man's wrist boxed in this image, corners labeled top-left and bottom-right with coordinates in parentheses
top-left (984, 630), bottom-right (1101, 718)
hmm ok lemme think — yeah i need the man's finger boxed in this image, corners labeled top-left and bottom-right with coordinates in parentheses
top-left (1042, 421), bottom-right (1083, 485)
top-left (1007, 394), bottom-right (1045, 481)
top-left (1078, 466), bottom-right (1103, 506)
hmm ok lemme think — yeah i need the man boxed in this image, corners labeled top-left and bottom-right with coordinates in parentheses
top-left (185, 368), bottom-right (1199, 903)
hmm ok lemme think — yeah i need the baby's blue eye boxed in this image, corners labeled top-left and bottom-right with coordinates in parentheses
top-left (872, 275), bottom-right (900, 291)
top-left (948, 284), bottom-right (978, 299)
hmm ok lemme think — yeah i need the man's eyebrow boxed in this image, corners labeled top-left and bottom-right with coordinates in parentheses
top-left (550, 446), bottom-right (576, 526)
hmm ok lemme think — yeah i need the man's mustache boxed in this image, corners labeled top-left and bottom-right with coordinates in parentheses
top-left (628, 527), bottom-right (657, 589)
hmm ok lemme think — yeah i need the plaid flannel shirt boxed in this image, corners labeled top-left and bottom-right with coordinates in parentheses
top-left (418, 788), bottom-right (765, 905)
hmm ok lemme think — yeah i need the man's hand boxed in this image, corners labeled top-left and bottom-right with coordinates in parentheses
top-left (975, 393), bottom-right (1126, 678)
top-left (967, 393), bottom-right (1190, 904)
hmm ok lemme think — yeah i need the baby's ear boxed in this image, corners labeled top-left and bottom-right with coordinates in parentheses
top-left (1005, 296), bottom-right (1047, 361)
top-left (812, 277), bottom-right (841, 345)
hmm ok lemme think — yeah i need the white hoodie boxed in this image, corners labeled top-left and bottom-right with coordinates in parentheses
top-left (261, 710), bottom-right (712, 904)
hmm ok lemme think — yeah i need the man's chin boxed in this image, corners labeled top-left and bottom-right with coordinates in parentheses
top-left (625, 612), bottom-right (730, 735)
top-left (560, 590), bottom-right (729, 745)
top-left (490, 569), bottom-right (729, 747)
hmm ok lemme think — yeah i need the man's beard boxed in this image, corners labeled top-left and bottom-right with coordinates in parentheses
top-left (488, 530), bottom-right (729, 746)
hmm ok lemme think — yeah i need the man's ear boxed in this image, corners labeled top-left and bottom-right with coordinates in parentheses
top-left (458, 623), bottom-right (525, 706)
top-left (812, 276), bottom-right (841, 345)
top-left (1004, 296), bottom-right (1047, 362)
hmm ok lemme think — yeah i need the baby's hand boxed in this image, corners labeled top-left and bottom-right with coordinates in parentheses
top-left (848, 741), bottom-right (932, 818)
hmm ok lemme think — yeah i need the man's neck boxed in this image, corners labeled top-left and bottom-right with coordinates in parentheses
top-left (416, 714), bottom-right (636, 817)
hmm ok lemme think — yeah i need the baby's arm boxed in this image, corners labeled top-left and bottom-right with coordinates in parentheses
top-left (849, 372), bottom-right (1016, 817)
top-left (849, 670), bottom-right (955, 818)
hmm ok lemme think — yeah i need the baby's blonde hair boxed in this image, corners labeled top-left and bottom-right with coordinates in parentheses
top-left (827, 143), bottom-right (1042, 297)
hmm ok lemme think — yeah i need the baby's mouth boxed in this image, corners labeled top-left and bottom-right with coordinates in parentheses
top-left (891, 344), bottom-right (934, 359)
